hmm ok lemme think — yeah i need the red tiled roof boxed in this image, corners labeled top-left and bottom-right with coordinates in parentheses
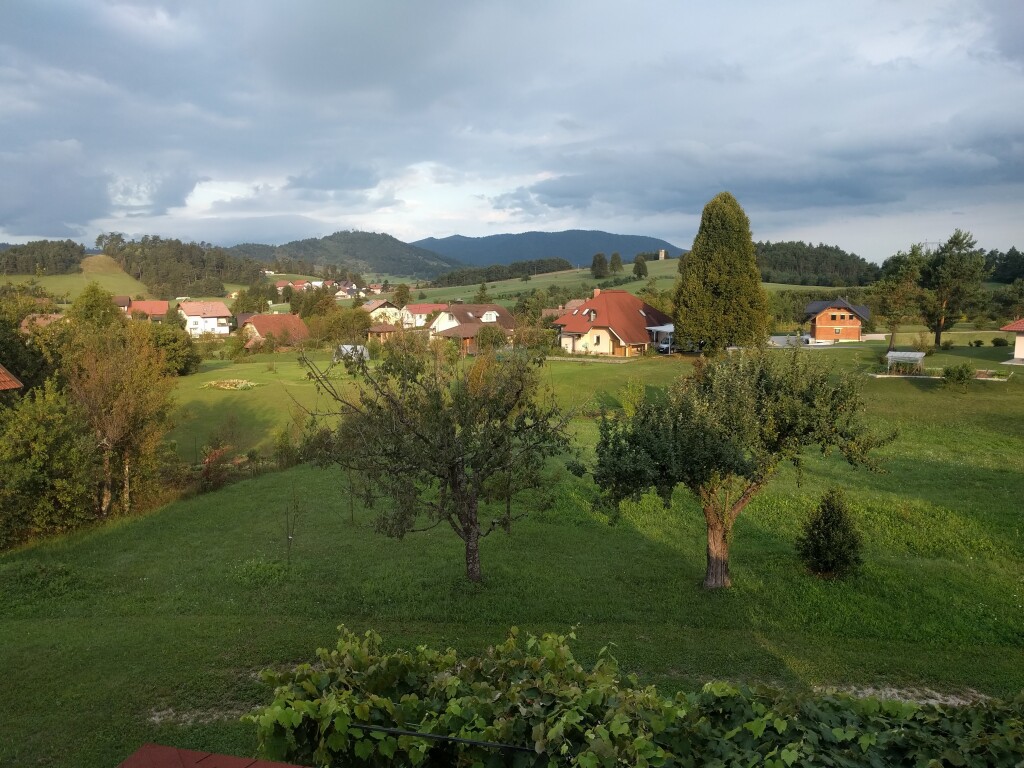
top-left (404, 303), bottom-right (447, 315)
top-left (130, 300), bottom-right (169, 318)
top-left (118, 742), bottom-right (301, 767)
top-left (369, 323), bottom-right (400, 333)
top-left (1001, 319), bottom-right (1024, 332)
top-left (275, 280), bottom-right (292, 288)
top-left (0, 363), bottom-right (24, 391)
top-left (178, 301), bottom-right (232, 319)
top-left (19, 313), bottom-right (63, 333)
top-left (244, 313), bottom-right (309, 342)
top-left (554, 290), bottom-right (672, 345)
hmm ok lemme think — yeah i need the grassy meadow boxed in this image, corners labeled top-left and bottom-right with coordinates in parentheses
top-left (3, 254), bottom-right (150, 300)
top-left (2, 341), bottom-right (1024, 766)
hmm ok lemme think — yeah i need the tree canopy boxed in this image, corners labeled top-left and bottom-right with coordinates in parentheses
top-left (594, 349), bottom-right (890, 588)
top-left (301, 334), bottom-right (570, 582)
top-left (673, 192), bottom-right (769, 353)
top-left (920, 230), bottom-right (988, 346)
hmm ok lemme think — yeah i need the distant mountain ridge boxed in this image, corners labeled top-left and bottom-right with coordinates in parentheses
top-left (414, 230), bottom-right (687, 267)
top-left (228, 231), bottom-right (461, 278)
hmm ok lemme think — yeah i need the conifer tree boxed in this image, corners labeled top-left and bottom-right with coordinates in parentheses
top-left (673, 192), bottom-right (769, 353)
top-left (591, 253), bottom-right (609, 279)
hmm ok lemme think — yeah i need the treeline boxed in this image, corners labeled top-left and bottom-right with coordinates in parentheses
top-left (0, 239), bottom-right (86, 275)
top-left (756, 241), bottom-right (879, 286)
top-left (98, 233), bottom-right (263, 299)
top-left (987, 247), bottom-right (1024, 283)
top-left (432, 258), bottom-right (573, 287)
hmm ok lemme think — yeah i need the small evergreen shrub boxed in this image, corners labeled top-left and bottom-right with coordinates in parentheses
top-left (943, 363), bottom-right (975, 389)
top-left (940, 339), bottom-right (954, 350)
top-left (992, 336), bottom-right (1009, 347)
top-left (971, 339), bottom-right (985, 348)
top-left (796, 488), bottom-right (863, 578)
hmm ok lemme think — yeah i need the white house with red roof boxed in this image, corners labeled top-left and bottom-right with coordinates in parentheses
top-left (177, 301), bottom-right (233, 337)
top-left (400, 303), bottom-right (448, 328)
top-left (553, 289), bottom-right (672, 356)
top-left (362, 299), bottom-right (401, 324)
top-left (1000, 318), bottom-right (1024, 364)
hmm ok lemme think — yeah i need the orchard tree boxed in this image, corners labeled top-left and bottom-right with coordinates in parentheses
top-left (673, 192), bottom-right (769, 353)
top-left (594, 349), bottom-right (890, 589)
top-left (591, 253), bottom-right (609, 279)
top-left (920, 229), bottom-right (988, 346)
top-left (393, 283), bottom-right (412, 308)
top-left (301, 333), bottom-right (570, 582)
top-left (632, 254), bottom-right (648, 279)
top-left (609, 252), bottom-right (623, 274)
top-left (875, 245), bottom-right (926, 352)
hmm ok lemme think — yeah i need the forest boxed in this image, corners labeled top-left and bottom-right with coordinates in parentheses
top-left (755, 241), bottom-right (880, 286)
top-left (0, 239), bottom-right (86, 276)
top-left (430, 257), bottom-right (574, 287)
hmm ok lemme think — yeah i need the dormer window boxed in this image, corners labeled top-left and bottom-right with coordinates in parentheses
top-left (482, 310), bottom-right (497, 322)
top-left (587, 309), bottom-right (597, 321)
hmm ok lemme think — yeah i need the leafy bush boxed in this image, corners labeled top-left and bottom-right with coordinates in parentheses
top-left (250, 627), bottom-right (1024, 768)
top-left (943, 363), bottom-right (975, 389)
top-left (971, 339), bottom-right (985, 348)
top-left (940, 339), bottom-right (954, 350)
top-left (993, 336), bottom-right (1010, 347)
top-left (795, 488), bottom-right (863, 578)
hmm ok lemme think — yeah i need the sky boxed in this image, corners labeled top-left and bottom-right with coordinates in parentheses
top-left (1, 1), bottom-right (1023, 262)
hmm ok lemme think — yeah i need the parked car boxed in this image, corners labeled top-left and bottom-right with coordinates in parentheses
top-left (657, 339), bottom-right (677, 354)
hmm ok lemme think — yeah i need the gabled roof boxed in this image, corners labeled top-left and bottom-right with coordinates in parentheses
top-left (804, 298), bottom-right (870, 321)
top-left (368, 322), bottom-right (400, 333)
top-left (19, 313), bottom-right (63, 334)
top-left (243, 313), bottom-right (309, 342)
top-left (436, 323), bottom-right (512, 340)
top-left (111, 295), bottom-right (131, 309)
top-left (362, 299), bottom-right (398, 313)
top-left (554, 290), bottom-right (672, 345)
top-left (0, 363), bottom-right (24, 391)
top-left (129, 300), bottom-right (169, 317)
top-left (437, 303), bottom-right (515, 331)
top-left (178, 301), bottom-right (232, 319)
top-left (404, 303), bottom-right (447, 315)
top-left (1001, 319), bottom-right (1024, 332)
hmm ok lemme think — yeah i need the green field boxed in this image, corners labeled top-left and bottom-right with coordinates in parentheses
top-left (3, 254), bottom-right (151, 300)
top-left (2, 342), bottom-right (1023, 766)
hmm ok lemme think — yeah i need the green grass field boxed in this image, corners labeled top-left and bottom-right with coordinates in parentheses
top-left (3, 255), bottom-right (151, 300)
top-left (2, 342), bottom-right (1023, 766)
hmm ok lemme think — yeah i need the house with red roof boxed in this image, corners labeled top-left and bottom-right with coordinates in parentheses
top-left (241, 313), bottom-right (310, 349)
top-left (400, 303), bottom-right (448, 329)
top-left (362, 299), bottom-right (402, 325)
top-left (429, 303), bottom-right (516, 355)
top-left (128, 300), bottom-right (170, 321)
top-left (1000, 318), bottom-right (1024, 363)
top-left (177, 301), bottom-right (233, 337)
top-left (0, 362), bottom-right (23, 392)
top-left (553, 289), bottom-right (671, 357)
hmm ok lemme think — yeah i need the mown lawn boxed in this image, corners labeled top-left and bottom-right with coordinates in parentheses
top-left (2, 344), bottom-right (1023, 766)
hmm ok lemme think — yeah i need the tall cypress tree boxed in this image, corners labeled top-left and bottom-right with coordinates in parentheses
top-left (673, 192), bottom-right (769, 352)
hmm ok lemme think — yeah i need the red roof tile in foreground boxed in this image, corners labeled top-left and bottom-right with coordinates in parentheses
top-left (178, 301), bottom-right (232, 319)
top-left (404, 303), bottom-right (447, 315)
top-left (118, 742), bottom-right (301, 767)
top-left (244, 313), bottom-right (310, 343)
top-left (0, 363), bottom-right (24, 391)
top-left (553, 290), bottom-right (672, 345)
top-left (1000, 319), bottom-right (1024, 332)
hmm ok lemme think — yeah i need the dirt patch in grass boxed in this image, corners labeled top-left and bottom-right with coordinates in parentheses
top-left (201, 379), bottom-right (262, 390)
top-left (148, 706), bottom-right (255, 726)
top-left (815, 685), bottom-right (990, 707)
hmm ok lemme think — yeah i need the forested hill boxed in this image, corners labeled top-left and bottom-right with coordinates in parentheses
top-left (414, 230), bottom-right (686, 267)
top-left (228, 231), bottom-right (460, 279)
top-left (0, 239), bottom-right (86, 275)
top-left (755, 241), bottom-right (879, 286)
top-left (98, 233), bottom-right (263, 299)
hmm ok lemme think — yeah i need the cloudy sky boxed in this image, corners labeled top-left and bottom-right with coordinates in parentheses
top-left (2, 1), bottom-right (1022, 261)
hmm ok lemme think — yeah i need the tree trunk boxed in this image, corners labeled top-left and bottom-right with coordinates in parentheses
top-left (703, 516), bottom-right (732, 589)
top-left (122, 455), bottom-right (131, 515)
top-left (464, 521), bottom-right (482, 583)
top-left (100, 451), bottom-right (113, 517)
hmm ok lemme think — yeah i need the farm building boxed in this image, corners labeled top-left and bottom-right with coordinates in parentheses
top-left (553, 289), bottom-right (671, 357)
top-left (804, 299), bottom-right (870, 343)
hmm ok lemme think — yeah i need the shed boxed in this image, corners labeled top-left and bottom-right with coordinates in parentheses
top-left (333, 344), bottom-right (370, 363)
top-left (885, 350), bottom-right (925, 374)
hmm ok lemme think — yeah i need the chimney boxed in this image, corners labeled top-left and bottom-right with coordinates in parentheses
top-left (593, 288), bottom-right (601, 298)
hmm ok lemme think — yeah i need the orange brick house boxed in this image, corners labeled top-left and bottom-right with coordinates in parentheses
top-left (804, 299), bottom-right (870, 343)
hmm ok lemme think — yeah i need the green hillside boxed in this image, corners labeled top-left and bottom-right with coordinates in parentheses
top-left (2, 254), bottom-right (150, 300)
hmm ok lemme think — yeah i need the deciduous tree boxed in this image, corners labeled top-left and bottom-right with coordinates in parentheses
top-left (591, 253), bottom-right (609, 279)
top-left (632, 254), bottom-right (648, 279)
top-left (301, 334), bottom-right (569, 582)
top-left (920, 230), bottom-right (988, 347)
top-left (609, 252), bottom-right (623, 274)
top-left (874, 245), bottom-right (926, 352)
top-left (594, 349), bottom-right (890, 588)
top-left (673, 192), bottom-right (769, 353)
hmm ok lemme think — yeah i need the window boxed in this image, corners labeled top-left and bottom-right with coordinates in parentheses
top-left (595, 335), bottom-right (602, 345)
top-left (830, 314), bottom-right (837, 321)
top-left (835, 328), bottom-right (841, 335)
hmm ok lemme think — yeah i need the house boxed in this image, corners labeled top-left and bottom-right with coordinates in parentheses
top-left (553, 289), bottom-right (672, 356)
top-left (400, 303), bottom-right (448, 329)
top-left (804, 299), bottom-right (870, 343)
top-left (0, 362), bottom-right (23, 392)
top-left (541, 299), bottom-right (585, 322)
top-left (274, 280), bottom-right (292, 295)
top-left (128, 300), bottom-right (169, 321)
top-left (429, 303), bottom-right (516, 355)
top-left (362, 299), bottom-right (402, 325)
top-left (1000, 318), bottom-right (1024, 363)
top-left (112, 295), bottom-right (132, 313)
top-left (19, 313), bottom-right (64, 334)
top-left (241, 313), bottom-right (310, 349)
top-left (177, 301), bottom-right (233, 337)
top-left (367, 322), bottom-right (401, 344)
